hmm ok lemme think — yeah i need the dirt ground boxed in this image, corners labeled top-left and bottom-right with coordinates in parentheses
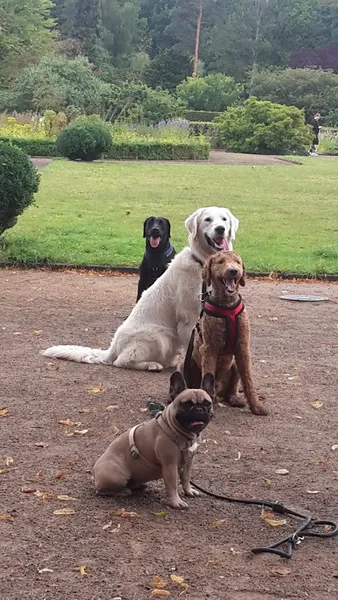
top-left (1, 269), bottom-right (338, 600)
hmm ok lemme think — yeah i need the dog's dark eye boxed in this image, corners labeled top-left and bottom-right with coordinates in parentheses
top-left (221, 217), bottom-right (227, 221)
top-left (183, 399), bottom-right (194, 409)
top-left (202, 400), bottom-right (211, 409)
top-left (204, 217), bottom-right (212, 222)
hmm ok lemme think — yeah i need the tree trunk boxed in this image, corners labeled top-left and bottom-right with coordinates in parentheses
top-left (193, 0), bottom-right (203, 77)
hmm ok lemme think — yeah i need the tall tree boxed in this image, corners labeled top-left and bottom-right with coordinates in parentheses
top-left (0, 0), bottom-right (56, 84)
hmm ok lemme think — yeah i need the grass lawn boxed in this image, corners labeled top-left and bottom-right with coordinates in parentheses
top-left (1, 157), bottom-right (338, 274)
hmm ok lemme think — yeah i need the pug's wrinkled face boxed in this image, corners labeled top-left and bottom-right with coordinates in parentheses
top-left (169, 371), bottom-right (214, 434)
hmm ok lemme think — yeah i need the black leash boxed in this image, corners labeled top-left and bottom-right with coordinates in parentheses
top-left (191, 481), bottom-right (338, 559)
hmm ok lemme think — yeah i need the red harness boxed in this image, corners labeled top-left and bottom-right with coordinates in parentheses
top-left (197, 297), bottom-right (244, 356)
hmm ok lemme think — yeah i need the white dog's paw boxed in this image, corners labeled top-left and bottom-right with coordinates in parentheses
top-left (183, 486), bottom-right (200, 498)
top-left (168, 496), bottom-right (189, 509)
top-left (146, 362), bottom-right (163, 372)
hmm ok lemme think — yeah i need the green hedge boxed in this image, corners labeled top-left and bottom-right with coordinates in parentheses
top-left (0, 136), bottom-right (210, 160)
top-left (189, 121), bottom-right (221, 148)
top-left (106, 139), bottom-right (210, 160)
top-left (0, 137), bottom-right (60, 156)
top-left (185, 110), bottom-right (221, 122)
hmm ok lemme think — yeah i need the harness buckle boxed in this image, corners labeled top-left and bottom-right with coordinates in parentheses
top-left (291, 533), bottom-right (304, 546)
top-left (130, 445), bottom-right (140, 458)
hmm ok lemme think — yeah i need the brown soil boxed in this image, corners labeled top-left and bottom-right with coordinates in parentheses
top-left (1, 269), bottom-right (337, 600)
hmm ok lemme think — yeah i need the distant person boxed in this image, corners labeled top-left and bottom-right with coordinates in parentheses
top-left (309, 112), bottom-right (321, 156)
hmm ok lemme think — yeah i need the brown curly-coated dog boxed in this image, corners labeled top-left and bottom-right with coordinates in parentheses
top-left (183, 251), bottom-right (267, 416)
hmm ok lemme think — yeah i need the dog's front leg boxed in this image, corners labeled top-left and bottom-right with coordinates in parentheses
top-left (180, 458), bottom-right (200, 498)
top-left (235, 323), bottom-right (268, 416)
top-left (162, 463), bottom-right (189, 509)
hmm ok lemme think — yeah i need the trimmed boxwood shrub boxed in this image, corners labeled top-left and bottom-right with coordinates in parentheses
top-left (56, 118), bottom-right (112, 161)
top-left (185, 110), bottom-right (221, 122)
top-left (0, 136), bottom-right (210, 161)
top-left (106, 139), bottom-right (210, 160)
top-left (0, 141), bottom-right (40, 235)
top-left (0, 137), bottom-right (60, 156)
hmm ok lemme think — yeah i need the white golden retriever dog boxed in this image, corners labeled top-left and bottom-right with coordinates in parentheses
top-left (43, 207), bottom-right (239, 371)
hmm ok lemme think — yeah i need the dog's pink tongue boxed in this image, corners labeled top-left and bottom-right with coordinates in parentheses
top-left (227, 278), bottom-right (236, 292)
top-left (150, 237), bottom-right (160, 248)
top-left (216, 237), bottom-right (229, 250)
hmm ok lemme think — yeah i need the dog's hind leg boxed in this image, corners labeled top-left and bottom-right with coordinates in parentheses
top-left (113, 344), bottom-right (164, 371)
top-left (220, 363), bottom-right (246, 408)
top-left (235, 334), bottom-right (268, 416)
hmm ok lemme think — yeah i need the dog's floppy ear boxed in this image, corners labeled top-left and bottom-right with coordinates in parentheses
top-left (164, 218), bottom-right (171, 238)
top-left (201, 372), bottom-right (215, 399)
top-left (143, 216), bottom-right (154, 238)
top-left (227, 210), bottom-right (239, 241)
top-left (239, 262), bottom-right (246, 287)
top-left (202, 256), bottom-right (213, 286)
top-left (185, 209), bottom-right (201, 240)
top-left (169, 371), bottom-right (186, 401)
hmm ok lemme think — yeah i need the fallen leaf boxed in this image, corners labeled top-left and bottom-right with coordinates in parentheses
top-left (74, 429), bottom-right (89, 436)
top-left (170, 575), bottom-right (185, 585)
top-left (106, 405), bottom-right (119, 411)
top-left (0, 408), bottom-right (9, 417)
top-left (211, 519), bottom-right (226, 527)
top-left (56, 472), bottom-right (66, 479)
top-left (53, 508), bottom-right (75, 515)
top-left (307, 490), bottom-right (321, 494)
top-left (139, 407), bottom-right (148, 413)
top-left (265, 479), bottom-right (271, 485)
top-left (150, 591), bottom-right (170, 598)
top-left (35, 472), bottom-right (45, 481)
top-left (113, 425), bottom-right (120, 436)
top-left (115, 508), bottom-right (138, 518)
top-left (235, 451), bottom-right (241, 461)
top-left (0, 514), bottom-right (14, 522)
top-left (287, 376), bottom-right (298, 381)
top-left (5, 457), bottom-right (13, 467)
top-left (325, 525), bottom-right (334, 532)
top-left (152, 576), bottom-right (168, 589)
top-left (110, 524), bottom-right (121, 534)
top-left (46, 362), bottom-right (59, 371)
top-left (152, 511), bottom-right (168, 518)
top-left (230, 548), bottom-right (241, 555)
top-left (33, 330), bottom-right (42, 335)
top-left (269, 317), bottom-right (278, 321)
top-left (59, 419), bottom-right (81, 427)
top-left (178, 584), bottom-right (189, 596)
top-left (262, 511), bottom-right (287, 527)
top-left (269, 566), bottom-right (291, 577)
top-left (34, 442), bottom-right (49, 448)
top-left (275, 468), bottom-right (289, 475)
top-left (315, 459), bottom-right (328, 466)
top-left (79, 407), bottom-right (96, 414)
top-left (34, 490), bottom-right (56, 501)
top-left (79, 566), bottom-right (87, 576)
top-left (22, 487), bottom-right (37, 494)
top-left (331, 444), bottom-right (338, 451)
top-left (311, 401), bottom-right (323, 409)
top-left (102, 520), bottom-right (113, 530)
top-left (38, 568), bottom-right (54, 573)
top-left (13, 331), bottom-right (23, 335)
top-left (57, 495), bottom-right (77, 501)
top-left (88, 384), bottom-right (105, 395)
top-left (233, 492), bottom-right (247, 498)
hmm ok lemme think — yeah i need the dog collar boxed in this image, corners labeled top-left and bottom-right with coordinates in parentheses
top-left (164, 244), bottom-right (174, 258)
top-left (203, 297), bottom-right (244, 318)
top-left (191, 253), bottom-right (204, 267)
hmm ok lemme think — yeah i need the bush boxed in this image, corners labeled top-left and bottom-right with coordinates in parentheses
top-left (0, 137), bottom-right (60, 156)
top-left (185, 110), bottom-right (221, 122)
top-left (0, 142), bottom-right (40, 235)
top-left (318, 137), bottom-right (338, 155)
top-left (105, 139), bottom-right (210, 160)
top-left (215, 97), bottom-right (312, 155)
top-left (177, 75), bottom-right (243, 112)
top-left (189, 122), bottom-right (221, 148)
top-left (251, 68), bottom-right (338, 123)
top-left (56, 118), bottom-right (112, 161)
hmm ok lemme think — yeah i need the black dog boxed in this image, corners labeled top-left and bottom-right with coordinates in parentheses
top-left (137, 216), bottom-right (176, 302)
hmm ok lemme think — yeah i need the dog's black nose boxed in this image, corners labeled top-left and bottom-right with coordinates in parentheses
top-left (215, 225), bottom-right (225, 235)
top-left (151, 227), bottom-right (160, 237)
top-left (228, 268), bottom-right (239, 277)
top-left (195, 406), bottom-right (204, 414)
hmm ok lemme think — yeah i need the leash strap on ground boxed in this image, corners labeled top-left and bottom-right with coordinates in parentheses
top-left (191, 480), bottom-right (338, 559)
